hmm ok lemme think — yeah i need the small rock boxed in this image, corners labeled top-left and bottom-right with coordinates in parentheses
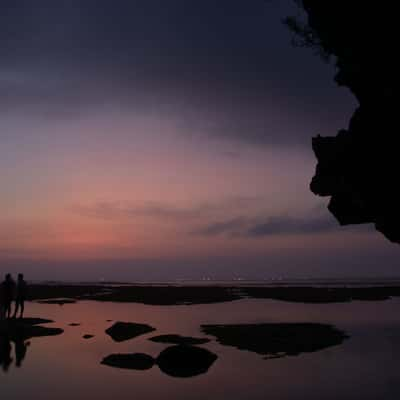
top-left (105, 322), bottom-right (156, 342)
top-left (83, 334), bottom-right (94, 339)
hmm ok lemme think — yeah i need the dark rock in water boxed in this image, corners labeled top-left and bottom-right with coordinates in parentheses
top-left (69, 323), bottom-right (81, 327)
top-left (105, 322), bottom-right (156, 342)
top-left (202, 323), bottom-right (348, 359)
top-left (0, 318), bottom-right (64, 340)
top-left (101, 353), bottom-right (155, 370)
top-left (37, 298), bottom-right (77, 305)
top-left (101, 345), bottom-right (218, 378)
top-left (156, 345), bottom-right (218, 378)
top-left (83, 334), bottom-right (94, 339)
top-left (149, 334), bottom-right (210, 345)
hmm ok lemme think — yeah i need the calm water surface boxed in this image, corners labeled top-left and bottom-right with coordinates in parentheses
top-left (1, 298), bottom-right (400, 400)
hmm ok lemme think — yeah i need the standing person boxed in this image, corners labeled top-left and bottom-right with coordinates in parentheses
top-left (14, 274), bottom-right (27, 319)
top-left (2, 274), bottom-right (15, 319)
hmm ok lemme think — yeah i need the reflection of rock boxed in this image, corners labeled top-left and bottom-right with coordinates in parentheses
top-left (105, 322), bottom-right (156, 342)
top-left (290, 1), bottom-right (400, 243)
top-left (101, 353), bottom-right (155, 370)
top-left (149, 334), bottom-right (210, 345)
top-left (101, 345), bottom-right (218, 378)
top-left (156, 345), bottom-right (217, 378)
top-left (202, 323), bottom-right (348, 358)
top-left (0, 318), bottom-right (64, 341)
top-left (37, 299), bottom-right (77, 305)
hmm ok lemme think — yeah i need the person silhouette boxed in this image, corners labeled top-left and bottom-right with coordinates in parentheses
top-left (0, 335), bottom-right (12, 372)
top-left (1, 274), bottom-right (15, 319)
top-left (14, 339), bottom-right (30, 368)
top-left (14, 274), bottom-right (27, 319)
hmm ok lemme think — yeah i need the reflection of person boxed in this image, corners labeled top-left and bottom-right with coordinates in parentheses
top-left (14, 274), bottom-right (27, 319)
top-left (15, 339), bottom-right (30, 368)
top-left (1, 274), bottom-right (15, 319)
top-left (0, 336), bottom-right (13, 372)
top-left (0, 283), bottom-right (5, 321)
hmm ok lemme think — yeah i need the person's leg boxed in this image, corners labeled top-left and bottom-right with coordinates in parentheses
top-left (20, 299), bottom-right (24, 319)
top-left (13, 300), bottom-right (20, 319)
top-left (6, 301), bottom-right (11, 319)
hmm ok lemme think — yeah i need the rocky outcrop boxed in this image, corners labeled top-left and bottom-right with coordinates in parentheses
top-left (293, 1), bottom-right (400, 243)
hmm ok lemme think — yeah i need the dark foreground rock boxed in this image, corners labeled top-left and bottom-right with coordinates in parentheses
top-left (0, 318), bottom-right (64, 341)
top-left (101, 345), bottom-right (218, 378)
top-left (202, 323), bottom-right (348, 358)
top-left (156, 345), bottom-right (217, 378)
top-left (105, 322), bottom-right (156, 342)
top-left (149, 334), bottom-right (210, 345)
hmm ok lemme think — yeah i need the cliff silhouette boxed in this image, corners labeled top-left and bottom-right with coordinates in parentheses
top-left (287, 1), bottom-right (400, 243)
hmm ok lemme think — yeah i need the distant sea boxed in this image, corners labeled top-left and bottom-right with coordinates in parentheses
top-left (32, 277), bottom-right (400, 288)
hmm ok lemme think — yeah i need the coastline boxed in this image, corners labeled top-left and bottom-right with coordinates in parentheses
top-left (26, 283), bottom-right (400, 305)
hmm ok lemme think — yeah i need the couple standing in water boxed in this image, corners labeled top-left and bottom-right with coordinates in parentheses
top-left (0, 274), bottom-right (27, 320)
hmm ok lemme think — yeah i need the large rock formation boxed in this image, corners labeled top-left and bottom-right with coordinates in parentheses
top-left (291, 1), bottom-right (400, 243)
top-left (202, 323), bottom-right (348, 358)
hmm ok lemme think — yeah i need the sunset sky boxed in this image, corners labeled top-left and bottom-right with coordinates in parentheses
top-left (1, 0), bottom-right (399, 281)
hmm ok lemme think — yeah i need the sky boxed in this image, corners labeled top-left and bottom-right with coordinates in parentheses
top-left (1, 0), bottom-right (399, 281)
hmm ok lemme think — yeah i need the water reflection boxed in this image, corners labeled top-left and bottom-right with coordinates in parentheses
top-left (2, 300), bottom-right (400, 400)
top-left (0, 336), bottom-right (29, 372)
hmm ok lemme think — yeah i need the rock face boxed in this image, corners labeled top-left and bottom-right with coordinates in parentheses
top-left (292, 1), bottom-right (400, 243)
top-left (105, 322), bottom-right (156, 342)
top-left (202, 323), bottom-right (348, 358)
top-left (149, 334), bottom-right (210, 345)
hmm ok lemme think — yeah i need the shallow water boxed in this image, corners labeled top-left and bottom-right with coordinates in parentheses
top-left (1, 298), bottom-right (400, 400)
